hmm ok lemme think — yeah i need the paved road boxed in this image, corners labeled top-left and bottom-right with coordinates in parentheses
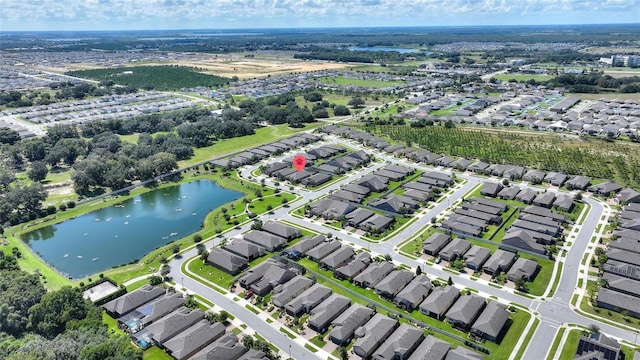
top-left (170, 133), bottom-right (634, 359)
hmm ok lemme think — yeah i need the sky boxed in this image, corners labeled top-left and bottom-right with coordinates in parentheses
top-left (0, 0), bottom-right (638, 32)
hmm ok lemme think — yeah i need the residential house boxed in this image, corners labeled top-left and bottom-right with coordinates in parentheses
top-left (334, 253), bottom-right (371, 281)
top-left (243, 230), bottom-right (287, 252)
top-left (247, 261), bottom-right (297, 296)
top-left (589, 181), bottom-right (623, 196)
top-left (356, 175), bottom-right (389, 192)
top-left (521, 205), bottom-right (566, 223)
top-left (308, 199), bottom-right (356, 219)
top-left (289, 234), bottom-right (326, 256)
top-left (503, 165), bottom-right (525, 180)
top-left (602, 273), bottom-right (640, 298)
top-left (619, 188), bottom-right (640, 204)
top-left (574, 333), bottom-right (622, 360)
top-left (302, 173), bottom-right (332, 187)
top-left (597, 287), bottom-right (640, 319)
top-left (359, 214), bottom-right (395, 234)
top-left (103, 285), bottom-right (165, 318)
top-left (442, 220), bottom-right (483, 238)
top-left (238, 350), bottom-right (268, 360)
top-left (261, 222), bottom-right (301, 241)
top-left (206, 248), bottom-right (247, 275)
top-left (464, 246), bottom-right (492, 271)
top-left (423, 233), bottom-right (452, 256)
top-left (307, 294), bottom-right (352, 333)
top-left (483, 249), bottom-right (517, 275)
top-left (328, 304), bottom-right (375, 345)
top-left (470, 301), bottom-right (509, 343)
top-left (603, 260), bottom-right (640, 282)
top-left (320, 246), bottom-right (355, 271)
top-left (224, 239), bottom-right (264, 260)
top-left (353, 261), bottom-right (395, 288)
top-left (467, 161), bottom-right (490, 173)
top-left (506, 258), bottom-right (539, 282)
top-left (545, 172), bottom-right (568, 187)
top-left (498, 186), bottom-right (521, 200)
top-left (374, 270), bottom-right (415, 299)
top-left (532, 192), bottom-right (556, 208)
top-left (163, 321), bottom-right (225, 360)
top-left (271, 275), bottom-right (314, 307)
top-left (419, 286), bottom-right (460, 320)
top-left (307, 240), bottom-right (341, 262)
top-left (565, 175), bottom-right (591, 190)
top-left (370, 195), bottom-right (418, 214)
top-left (372, 323), bottom-right (424, 360)
top-left (118, 292), bottom-right (186, 333)
top-left (444, 294), bottom-right (486, 330)
top-left (522, 169), bottom-right (546, 184)
top-left (553, 194), bottom-right (575, 212)
top-left (331, 189), bottom-right (365, 203)
top-left (407, 335), bottom-right (451, 360)
top-left (144, 307), bottom-right (205, 344)
top-left (345, 208), bottom-right (375, 227)
top-left (189, 333), bottom-right (247, 360)
top-left (444, 347), bottom-right (484, 360)
top-left (438, 238), bottom-right (472, 262)
top-left (352, 314), bottom-right (399, 359)
top-left (515, 188), bottom-right (537, 204)
top-left (284, 284), bottom-right (333, 317)
top-left (394, 275), bottom-right (433, 311)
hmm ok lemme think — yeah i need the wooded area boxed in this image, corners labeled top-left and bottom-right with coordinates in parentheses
top-left (0, 252), bottom-right (141, 360)
top-left (67, 66), bottom-right (231, 91)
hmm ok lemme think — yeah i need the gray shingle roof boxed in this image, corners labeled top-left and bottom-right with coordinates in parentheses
top-left (353, 313), bottom-right (398, 359)
top-left (353, 261), bottom-right (395, 288)
top-left (372, 323), bottom-right (424, 360)
top-left (445, 294), bottom-right (485, 328)
top-left (374, 270), bottom-right (415, 297)
top-left (394, 275), bottom-right (433, 309)
top-left (284, 284), bottom-right (332, 316)
top-left (103, 285), bottom-right (166, 317)
top-left (471, 301), bottom-right (509, 340)
top-left (320, 246), bottom-right (355, 269)
top-left (407, 335), bottom-right (451, 360)
top-left (329, 304), bottom-right (375, 344)
top-left (272, 275), bottom-right (314, 307)
top-left (146, 307), bottom-right (205, 344)
top-left (164, 320), bottom-right (225, 360)
top-left (308, 294), bottom-right (351, 331)
top-left (419, 286), bottom-right (460, 318)
top-left (206, 248), bottom-right (247, 275)
top-left (507, 258), bottom-right (539, 281)
top-left (189, 333), bottom-right (247, 360)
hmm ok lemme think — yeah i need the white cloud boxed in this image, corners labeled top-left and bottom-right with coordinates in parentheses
top-left (0, 0), bottom-right (638, 31)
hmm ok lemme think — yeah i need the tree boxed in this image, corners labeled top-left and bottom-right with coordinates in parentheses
top-left (28, 286), bottom-right (100, 339)
top-left (0, 128), bottom-right (20, 145)
top-left (384, 254), bottom-right (392, 262)
top-left (588, 324), bottom-right (601, 335)
top-left (200, 250), bottom-right (209, 261)
top-left (348, 97), bottom-right (366, 108)
top-left (333, 105), bottom-right (351, 116)
top-left (171, 244), bottom-right (180, 254)
top-left (303, 92), bottom-right (323, 102)
top-left (444, 120), bottom-right (455, 129)
top-left (251, 220), bottom-right (263, 230)
top-left (447, 276), bottom-right (453, 286)
top-left (149, 275), bottom-right (163, 286)
top-left (514, 277), bottom-right (528, 292)
top-left (242, 335), bottom-right (255, 349)
top-left (416, 266), bottom-right (422, 276)
top-left (337, 346), bottom-right (349, 360)
top-left (27, 161), bottom-right (48, 182)
top-left (160, 264), bottom-right (171, 278)
top-left (193, 234), bottom-right (203, 243)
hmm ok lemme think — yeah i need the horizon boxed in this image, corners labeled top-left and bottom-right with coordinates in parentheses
top-left (1, 0), bottom-right (639, 32)
top-left (2, 22), bottom-right (640, 34)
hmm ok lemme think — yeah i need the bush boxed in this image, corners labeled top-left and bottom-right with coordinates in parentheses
top-left (193, 234), bottom-right (203, 243)
top-left (59, 204), bottom-right (67, 211)
top-left (67, 201), bottom-right (76, 209)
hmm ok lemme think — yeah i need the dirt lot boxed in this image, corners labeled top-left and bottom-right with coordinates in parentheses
top-left (170, 55), bottom-right (351, 79)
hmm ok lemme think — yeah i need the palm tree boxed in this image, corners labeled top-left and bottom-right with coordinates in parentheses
top-left (588, 324), bottom-right (601, 335)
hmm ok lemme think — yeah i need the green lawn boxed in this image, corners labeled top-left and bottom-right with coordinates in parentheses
top-left (546, 327), bottom-right (567, 360)
top-left (580, 280), bottom-right (640, 330)
top-left (179, 123), bottom-right (322, 167)
top-left (494, 74), bottom-right (554, 82)
top-left (313, 76), bottom-right (405, 89)
top-left (187, 255), bottom-right (236, 289)
top-left (558, 329), bottom-right (583, 360)
top-left (143, 346), bottom-right (173, 360)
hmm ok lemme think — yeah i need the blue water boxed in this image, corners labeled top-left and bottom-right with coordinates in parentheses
top-left (22, 180), bottom-right (242, 279)
top-left (348, 47), bottom-right (419, 53)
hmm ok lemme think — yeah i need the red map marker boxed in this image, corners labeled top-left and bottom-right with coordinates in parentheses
top-left (293, 155), bottom-right (306, 172)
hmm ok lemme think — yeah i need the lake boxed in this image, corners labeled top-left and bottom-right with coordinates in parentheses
top-left (22, 180), bottom-right (243, 279)
top-left (348, 46), bottom-right (419, 54)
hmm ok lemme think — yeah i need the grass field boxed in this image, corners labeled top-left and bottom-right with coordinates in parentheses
top-left (313, 76), bottom-right (405, 88)
top-left (494, 74), bottom-right (554, 82)
top-left (179, 122), bottom-right (323, 167)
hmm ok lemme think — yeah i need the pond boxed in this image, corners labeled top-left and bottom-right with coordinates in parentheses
top-left (348, 46), bottom-right (419, 54)
top-left (22, 180), bottom-right (243, 279)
